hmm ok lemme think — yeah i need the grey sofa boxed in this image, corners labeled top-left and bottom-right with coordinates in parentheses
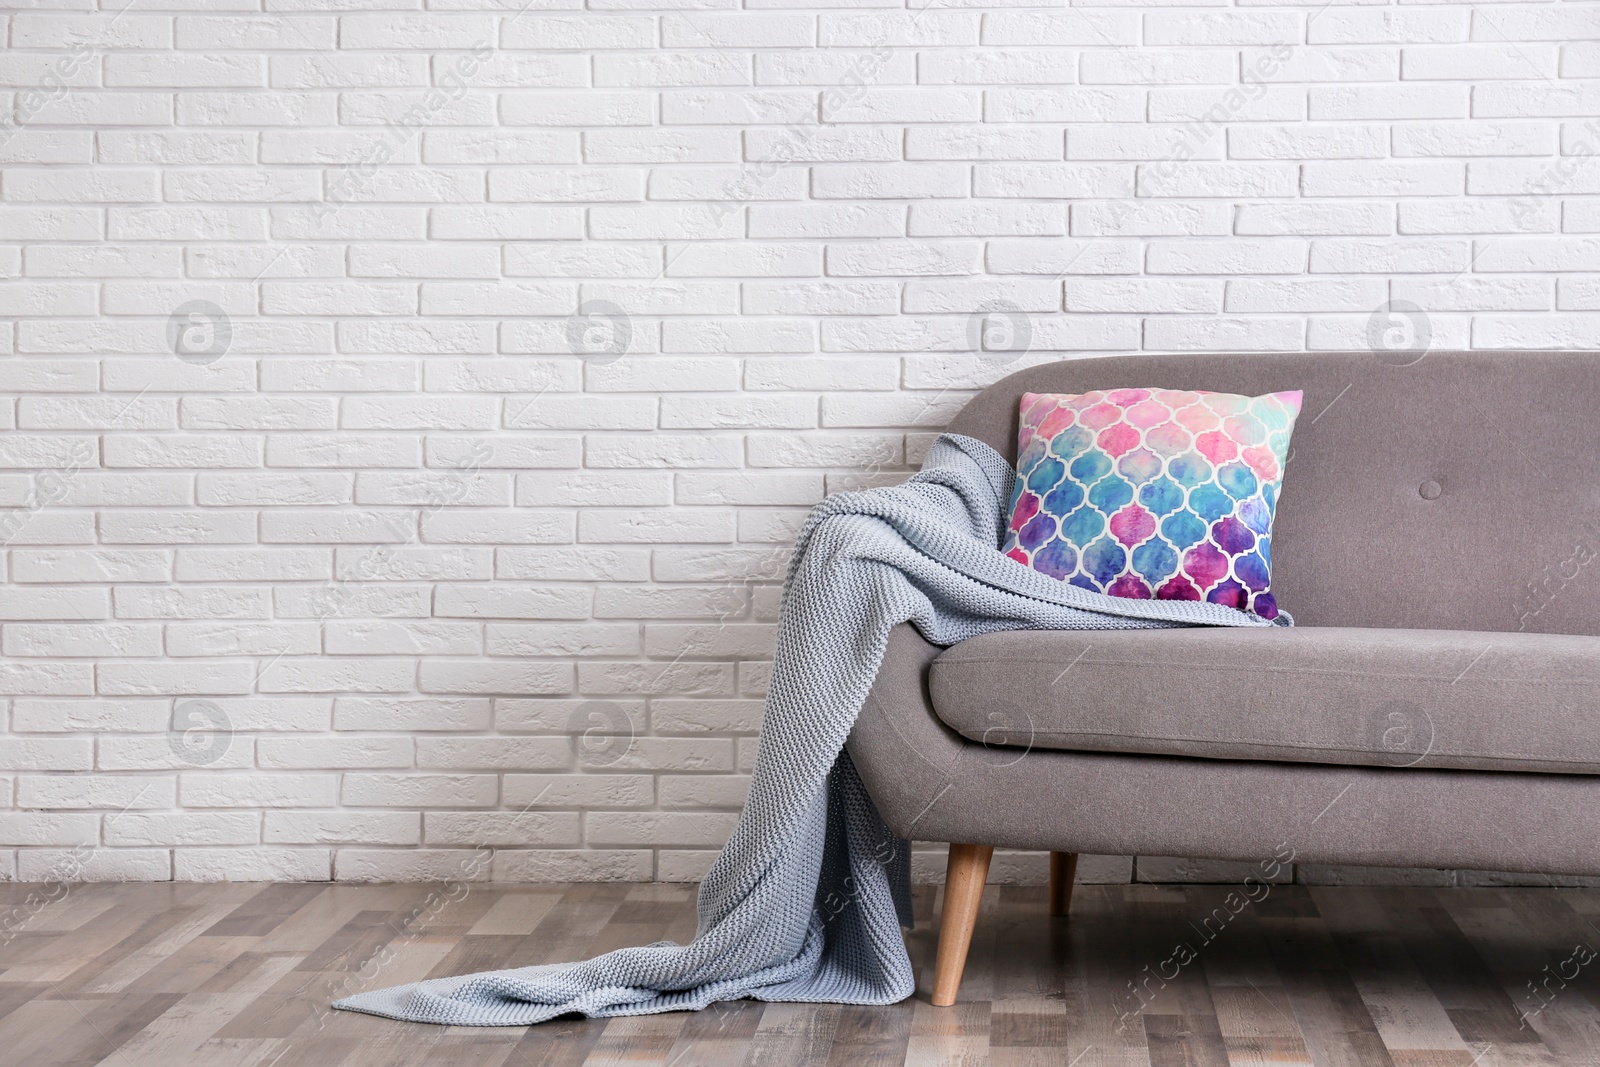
top-left (845, 349), bottom-right (1600, 1005)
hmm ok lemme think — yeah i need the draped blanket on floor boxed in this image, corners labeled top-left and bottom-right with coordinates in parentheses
top-left (333, 433), bottom-right (1278, 1027)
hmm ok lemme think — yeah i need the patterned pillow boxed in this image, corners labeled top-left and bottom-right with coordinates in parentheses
top-left (1002, 388), bottom-right (1302, 620)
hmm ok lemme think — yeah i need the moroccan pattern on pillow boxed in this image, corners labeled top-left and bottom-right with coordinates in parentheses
top-left (1002, 388), bottom-right (1302, 620)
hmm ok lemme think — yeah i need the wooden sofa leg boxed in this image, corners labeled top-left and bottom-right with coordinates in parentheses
top-left (1048, 851), bottom-right (1079, 917)
top-left (932, 843), bottom-right (993, 1007)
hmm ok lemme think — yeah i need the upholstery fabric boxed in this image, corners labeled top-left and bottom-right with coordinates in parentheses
top-left (1003, 388), bottom-right (1301, 619)
top-left (947, 350), bottom-right (1600, 637)
top-left (848, 625), bottom-right (1600, 875)
top-left (929, 626), bottom-right (1600, 775)
top-left (333, 434), bottom-right (1272, 1026)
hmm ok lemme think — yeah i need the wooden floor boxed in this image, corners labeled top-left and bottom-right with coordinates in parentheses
top-left (3, 878), bottom-right (1599, 1066)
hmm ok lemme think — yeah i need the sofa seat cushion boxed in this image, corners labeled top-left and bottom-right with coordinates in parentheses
top-left (928, 626), bottom-right (1600, 775)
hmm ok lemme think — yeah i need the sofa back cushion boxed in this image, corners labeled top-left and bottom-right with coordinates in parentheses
top-left (946, 350), bottom-right (1600, 636)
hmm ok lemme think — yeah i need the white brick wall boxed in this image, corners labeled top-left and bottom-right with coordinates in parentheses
top-left (0, 1), bottom-right (1597, 888)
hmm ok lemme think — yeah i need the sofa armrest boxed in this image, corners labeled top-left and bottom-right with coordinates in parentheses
top-left (846, 622), bottom-right (969, 840)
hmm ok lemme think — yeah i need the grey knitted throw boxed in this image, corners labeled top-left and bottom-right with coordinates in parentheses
top-left (332, 432), bottom-right (1280, 1026)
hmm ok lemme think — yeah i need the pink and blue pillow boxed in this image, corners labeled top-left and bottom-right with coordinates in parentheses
top-left (1002, 388), bottom-right (1302, 621)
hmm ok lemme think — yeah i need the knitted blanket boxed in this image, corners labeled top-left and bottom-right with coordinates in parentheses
top-left (332, 432), bottom-right (1279, 1026)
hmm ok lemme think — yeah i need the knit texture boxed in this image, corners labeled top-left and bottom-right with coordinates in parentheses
top-left (331, 433), bottom-right (1281, 1026)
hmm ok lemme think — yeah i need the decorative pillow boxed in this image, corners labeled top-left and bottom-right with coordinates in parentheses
top-left (1002, 387), bottom-right (1302, 620)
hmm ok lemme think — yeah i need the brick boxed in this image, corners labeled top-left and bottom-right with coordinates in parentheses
top-left (1082, 51), bottom-right (1235, 85)
top-left (1147, 87), bottom-right (1303, 124)
top-left (20, 774), bottom-right (176, 810)
top-left (826, 89), bottom-right (980, 124)
top-left (976, 163), bottom-right (1131, 199)
top-left (912, 202), bottom-right (1065, 238)
top-left (114, 586), bottom-right (268, 621)
top-left (1229, 124), bottom-right (1388, 160)
top-left (1147, 239), bottom-right (1307, 275)
top-left (745, 127), bottom-right (899, 163)
top-left (494, 697), bottom-right (645, 736)
top-left (1138, 162), bottom-right (1296, 198)
top-left (339, 15), bottom-right (497, 50)
top-left (909, 125), bottom-right (1063, 162)
top-left (1309, 239), bottom-right (1468, 274)
top-left (1474, 314), bottom-right (1600, 349)
top-left (255, 658), bottom-right (416, 695)
top-left (181, 15), bottom-right (334, 51)
top-left (986, 88), bottom-right (1143, 124)
top-left (662, 14), bottom-right (813, 49)
top-left (0, 359), bottom-right (97, 393)
top-left (1071, 202), bottom-right (1231, 237)
top-left (105, 812), bottom-right (260, 847)
top-left (434, 585), bottom-right (590, 620)
top-left (334, 698), bottom-right (490, 733)
top-left (1308, 10), bottom-right (1468, 45)
top-left (1224, 278), bottom-right (1388, 313)
top-left (1236, 202), bottom-right (1393, 236)
top-left (601, 53), bottom-right (753, 89)
top-left (177, 848), bottom-right (329, 882)
top-left (660, 395), bottom-right (815, 430)
top-left (11, 698), bottom-right (169, 733)
top-left (986, 239), bottom-right (1140, 276)
top-left (1144, 316), bottom-right (1305, 351)
top-left (494, 850), bottom-right (652, 882)
top-left (662, 90), bottom-right (814, 127)
top-left (1404, 46), bottom-right (1553, 82)
top-left (493, 93), bottom-right (637, 131)
top-left (1470, 159), bottom-right (1600, 198)
top-left (587, 812), bottom-right (738, 848)
top-left (0, 738), bottom-right (94, 771)
top-left (258, 737), bottom-right (412, 770)
top-left (1472, 6), bottom-right (1600, 43)
top-left (503, 16), bottom-right (654, 50)
top-left (5, 623), bottom-right (161, 659)
top-left (486, 624), bottom-right (640, 658)
top-left (165, 622), bottom-right (320, 657)
top-left (341, 774), bottom-right (498, 808)
top-left (1145, 12), bottom-right (1299, 46)
top-left (583, 434), bottom-right (744, 468)
top-left (1401, 199), bottom-right (1556, 235)
top-left (265, 812), bottom-right (420, 845)
top-left (1307, 314), bottom-right (1469, 354)
top-left (981, 13), bottom-right (1138, 46)
top-left (578, 510), bottom-right (736, 545)
top-left (1392, 277), bottom-right (1550, 312)
top-left (1475, 84), bottom-right (1600, 120)
top-left (821, 12), bottom-right (974, 47)
top-left (333, 849), bottom-right (490, 883)
top-left (586, 129), bottom-right (743, 165)
top-left (11, 14), bottom-right (165, 48)
top-left (0, 813), bottom-right (99, 847)
top-left (1309, 85), bottom-right (1467, 122)
top-left (425, 812), bottom-right (579, 847)
top-left (18, 849), bottom-right (171, 882)
top-left (421, 511), bottom-right (573, 545)
top-left (425, 130), bottom-right (576, 165)
top-left (591, 203), bottom-right (745, 240)
top-left (1396, 121), bottom-right (1554, 159)
top-left (98, 660), bottom-right (255, 696)
top-left (503, 774), bottom-right (653, 810)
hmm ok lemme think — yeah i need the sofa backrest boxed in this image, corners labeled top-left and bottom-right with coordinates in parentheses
top-left (946, 350), bottom-right (1600, 636)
